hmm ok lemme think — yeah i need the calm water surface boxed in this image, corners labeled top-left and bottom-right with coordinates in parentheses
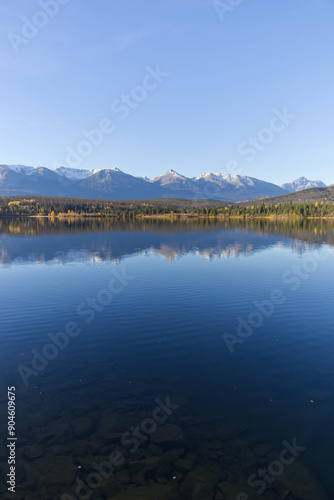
top-left (0, 217), bottom-right (333, 500)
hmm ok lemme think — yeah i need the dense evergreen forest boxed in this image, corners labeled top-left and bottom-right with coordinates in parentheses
top-left (0, 195), bottom-right (334, 218)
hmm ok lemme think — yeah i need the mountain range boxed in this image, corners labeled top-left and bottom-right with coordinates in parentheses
top-left (0, 164), bottom-right (327, 202)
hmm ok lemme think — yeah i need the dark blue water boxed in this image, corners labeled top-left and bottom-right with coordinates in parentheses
top-left (1, 218), bottom-right (333, 500)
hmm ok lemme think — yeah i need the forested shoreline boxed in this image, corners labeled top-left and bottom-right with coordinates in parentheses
top-left (1, 195), bottom-right (334, 219)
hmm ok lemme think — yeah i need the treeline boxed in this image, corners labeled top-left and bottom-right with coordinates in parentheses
top-left (0, 196), bottom-right (334, 218)
top-left (228, 201), bottom-right (334, 218)
top-left (0, 196), bottom-right (226, 217)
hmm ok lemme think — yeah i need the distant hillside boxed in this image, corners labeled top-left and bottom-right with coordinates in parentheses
top-left (240, 186), bottom-right (334, 207)
top-left (1, 187), bottom-right (334, 219)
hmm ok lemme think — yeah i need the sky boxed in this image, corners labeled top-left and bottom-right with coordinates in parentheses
top-left (0, 0), bottom-right (333, 185)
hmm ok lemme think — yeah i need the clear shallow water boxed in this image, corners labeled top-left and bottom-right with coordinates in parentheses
top-left (0, 217), bottom-right (334, 500)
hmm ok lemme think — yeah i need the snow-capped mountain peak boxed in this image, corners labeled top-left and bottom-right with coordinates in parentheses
top-left (152, 169), bottom-right (187, 181)
top-left (54, 166), bottom-right (123, 180)
top-left (281, 177), bottom-right (326, 193)
top-left (195, 172), bottom-right (257, 188)
top-left (54, 166), bottom-right (101, 180)
top-left (2, 164), bottom-right (41, 176)
top-left (162, 169), bottom-right (183, 178)
top-left (108, 167), bottom-right (122, 173)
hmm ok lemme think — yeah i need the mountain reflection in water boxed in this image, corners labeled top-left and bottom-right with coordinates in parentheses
top-left (0, 217), bottom-right (333, 265)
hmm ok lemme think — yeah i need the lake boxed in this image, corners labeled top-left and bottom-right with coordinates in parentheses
top-left (1, 217), bottom-right (334, 500)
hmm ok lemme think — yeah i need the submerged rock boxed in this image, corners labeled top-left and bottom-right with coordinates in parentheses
top-left (107, 483), bottom-right (178, 499)
top-left (30, 455), bottom-right (76, 488)
top-left (0, 494), bottom-right (21, 500)
top-left (192, 481), bottom-right (215, 500)
top-left (253, 442), bottom-right (273, 457)
top-left (279, 460), bottom-right (328, 500)
top-left (115, 469), bottom-right (131, 484)
top-left (179, 472), bottom-right (214, 500)
top-left (23, 444), bottom-right (43, 459)
top-left (205, 440), bottom-right (225, 450)
top-left (148, 444), bottom-right (163, 456)
top-left (100, 476), bottom-right (123, 498)
top-left (71, 416), bottom-right (94, 437)
top-left (174, 458), bottom-right (193, 473)
top-left (218, 480), bottom-right (267, 500)
top-left (215, 422), bottom-right (249, 441)
top-left (129, 457), bottom-right (160, 484)
top-left (160, 448), bottom-right (185, 462)
top-left (151, 424), bottom-right (184, 445)
top-left (239, 447), bottom-right (258, 470)
top-left (224, 438), bottom-right (249, 456)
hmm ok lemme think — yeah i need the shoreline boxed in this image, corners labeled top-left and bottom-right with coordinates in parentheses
top-left (2, 214), bottom-right (334, 220)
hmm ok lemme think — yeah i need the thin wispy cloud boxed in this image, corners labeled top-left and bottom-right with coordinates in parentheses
top-left (79, 31), bottom-right (150, 60)
top-left (112, 31), bottom-right (149, 51)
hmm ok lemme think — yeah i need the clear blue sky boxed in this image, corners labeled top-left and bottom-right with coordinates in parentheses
top-left (1, 0), bottom-right (333, 184)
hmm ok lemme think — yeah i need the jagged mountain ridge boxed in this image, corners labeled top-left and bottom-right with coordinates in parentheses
top-left (0, 165), bottom-right (328, 202)
top-left (281, 176), bottom-right (326, 193)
